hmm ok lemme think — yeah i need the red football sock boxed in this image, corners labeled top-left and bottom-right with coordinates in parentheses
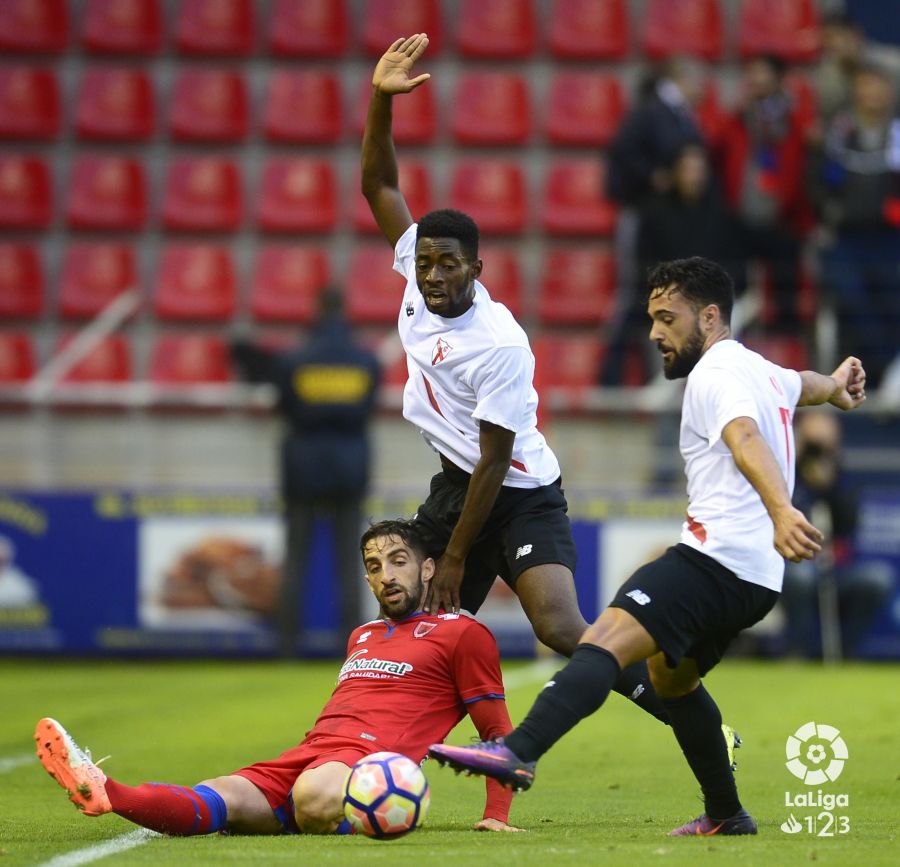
top-left (104, 778), bottom-right (224, 836)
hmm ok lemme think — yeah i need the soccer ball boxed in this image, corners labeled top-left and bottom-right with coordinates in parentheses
top-left (343, 751), bottom-right (430, 839)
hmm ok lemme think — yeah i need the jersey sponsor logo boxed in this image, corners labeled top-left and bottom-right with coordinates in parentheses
top-left (438, 612), bottom-right (459, 620)
top-left (355, 630), bottom-right (372, 645)
top-left (413, 621), bottom-right (437, 638)
top-left (626, 588), bottom-right (652, 606)
top-left (339, 648), bottom-right (414, 680)
top-left (405, 301), bottom-right (415, 317)
top-left (431, 337), bottom-right (453, 366)
top-left (515, 544), bottom-right (533, 559)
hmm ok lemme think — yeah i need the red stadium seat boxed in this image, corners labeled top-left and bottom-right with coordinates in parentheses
top-left (169, 69), bottom-right (248, 143)
top-left (542, 159), bottom-right (617, 237)
top-left (264, 71), bottom-right (342, 144)
top-left (0, 243), bottom-right (43, 318)
top-left (533, 334), bottom-right (603, 389)
top-left (451, 73), bottom-right (530, 146)
top-left (0, 67), bottom-right (60, 140)
top-left (642, 0), bottom-right (723, 61)
top-left (744, 335), bottom-right (809, 371)
top-left (545, 73), bottom-right (625, 147)
top-left (75, 67), bottom-right (154, 141)
top-left (538, 248), bottom-right (616, 326)
top-left (83, 0), bottom-right (163, 55)
top-left (0, 332), bottom-right (36, 382)
top-left (269, 0), bottom-right (348, 57)
top-left (0, 155), bottom-right (51, 229)
top-left (346, 245), bottom-right (405, 324)
top-left (59, 243), bottom-right (137, 319)
top-left (478, 244), bottom-right (523, 320)
top-left (257, 157), bottom-right (336, 233)
top-left (449, 160), bottom-right (526, 235)
top-left (548, 0), bottom-right (629, 60)
top-left (352, 160), bottom-right (432, 234)
top-left (0, 0), bottom-right (68, 54)
top-left (149, 333), bottom-right (232, 384)
top-left (55, 333), bottom-right (132, 383)
top-left (250, 244), bottom-right (329, 323)
top-left (353, 77), bottom-right (435, 145)
top-left (456, 0), bottom-right (536, 59)
top-left (67, 155), bottom-right (146, 230)
top-left (361, 0), bottom-right (442, 56)
top-left (738, 0), bottom-right (820, 63)
top-left (175, 0), bottom-right (254, 56)
top-left (154, 244), bottom-right (237, 321)
top-left (162, 157), bottom-right (241, 232)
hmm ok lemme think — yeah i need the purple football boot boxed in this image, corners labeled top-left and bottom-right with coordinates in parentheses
top-left (428, 739), bottom-right (536, 791)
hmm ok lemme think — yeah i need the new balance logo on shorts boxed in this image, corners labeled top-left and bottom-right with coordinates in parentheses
top-left (626, 589), bottom-right (652, 606)
top-left (515, 544), bottom-right (533, 559)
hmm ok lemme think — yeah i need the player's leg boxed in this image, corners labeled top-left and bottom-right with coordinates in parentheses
top-left (291, 761), bottom-right (352, 834)
top-left (648, 654), bottom-right (755, 835)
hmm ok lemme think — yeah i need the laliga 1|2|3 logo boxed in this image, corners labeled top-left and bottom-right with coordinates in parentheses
top-left (780, 721), bottom-right (850, 837)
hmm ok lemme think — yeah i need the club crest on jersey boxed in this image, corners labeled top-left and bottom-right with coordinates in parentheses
top-left (414, 621), bottom-right (437, 638)
top-left (432, 337), bottom-right (453, 366)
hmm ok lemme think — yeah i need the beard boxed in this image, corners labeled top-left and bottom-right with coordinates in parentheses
top-left (380, 577), bottom-right (423, 620)
top-left (662, 326), bottom-right (705, 379)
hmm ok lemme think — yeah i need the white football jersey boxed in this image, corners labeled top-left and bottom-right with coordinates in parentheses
top-left (393, 224), bottom-right (561, 488)
top-left (679, 339), bottom-right (802, 591)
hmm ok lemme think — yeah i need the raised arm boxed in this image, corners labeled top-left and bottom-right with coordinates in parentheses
top-left (722, 416), bottom-right (823, 563)
top-left (797, 356), bottom-right (866, 409)
top-left (361, 34), bottom-right (431, 247)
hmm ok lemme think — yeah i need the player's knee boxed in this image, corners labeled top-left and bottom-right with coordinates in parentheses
top-left (647, 654), bottom-right (698, 699)
top-left (292, 776), bottom-right (344, 835)
top-left (532, 614), bottom-right (582, 656)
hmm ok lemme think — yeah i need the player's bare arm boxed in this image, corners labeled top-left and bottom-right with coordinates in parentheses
top-left (722, 416), bottom-right (823, 563)
top-left (361, 34), bottom-right (430, 247)
top-left (797, 356), bottom-right (866, 409)
top-left (425, 421), bottom-right (514, 614)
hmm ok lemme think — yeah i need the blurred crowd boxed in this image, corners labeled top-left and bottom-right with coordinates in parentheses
top-left (600, 11), bottom-right (900, 396)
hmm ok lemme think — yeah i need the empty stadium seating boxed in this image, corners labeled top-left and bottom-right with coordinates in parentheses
top-left (545, 73), bottom-right (625, 147)
top-left (0, 67), bottom-right (60, 140)
top-left (353, 77), bottom-right (436, 145)
top-left (67, 155), bottom-right (146, 230)
top-left (264, 71), bottom-right (342, 144)
top-left (0, 155), bottom-right (51, 229)
top-left (153, 244), bottom-right (237, 321)
top-left (0, 332), bottom-right (36, 382)
top-left (346, 245), bottom-right (405, 324)
top-left (451, 73), bottom-right (531, 146)
top-left (738, 0), bottom-right (821, 63)
top-left (361, 0), bottom-right (443, 56)
top-left (449, 160), bottom-right (527, 235)
top-left (542, 159), bottom-right (618, 237)
top-left (538, 249), bottom-right (616, 326)
top-left (478, 245), bottom-right (524, 320)
top-left (0, 0), bottom-right (68, 54)
top-left (149, 333), bottom-right (232, 384)
top-left (175, 0), bottom-right (254, 56)
top-left (257, 157), bottom-right (336, 233)
top-left (642, 0), bottom-right (724, 61)
top-left (548, 0), bottom-right (630, 60)
top-left (268, 0), bottom-right (348, 57)
top-left (0, 243), bottom-right (44, 319)
top-left (251, 245), bottom-right (329, 324)
top-left (54, 333), bottom-right (132, 383)
top-left (75, 67), bottom-right (154, 141)
top-left (169, 69), bottom-right (248, 142)
top-left (456, 0), bottom-right (536, 59)
top-left (352, 160), bottom-right (432, 234)
top-left (83, 0), bottom-right (163, 55)
top-left (162, 157), bottom-right (242, 232)
top-left (59, 243), bottom-right (137, 320)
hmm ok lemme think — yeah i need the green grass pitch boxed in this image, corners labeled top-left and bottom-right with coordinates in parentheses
top-left (2, 658), bottom-right (897, 866)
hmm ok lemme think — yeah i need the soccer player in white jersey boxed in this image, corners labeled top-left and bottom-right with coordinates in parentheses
top-left (359, 34), bottom-right (686, 732)
top-left (430, 257), bottom-right (867, 837)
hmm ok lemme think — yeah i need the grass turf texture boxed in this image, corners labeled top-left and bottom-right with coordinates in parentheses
top-left (2, 659), bottom-right (897, 866)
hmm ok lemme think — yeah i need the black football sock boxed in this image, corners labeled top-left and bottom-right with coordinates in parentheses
top-left (662, 684), bottom-right (742, 820)
top-left (504, 644), bottom-right (621, 763)
top-left (613, 660), bottom-right (671, 725)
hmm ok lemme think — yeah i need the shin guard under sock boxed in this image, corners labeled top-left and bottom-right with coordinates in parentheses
top-left (613, 660), bottom-right (671, 725)
top-left (505, 644), bottom-right (621, 762)
top-left (104, 778), bottom-right (227, 836)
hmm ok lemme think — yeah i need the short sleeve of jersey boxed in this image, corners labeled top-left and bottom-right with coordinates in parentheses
top-left (451, 620), bottom-right (506, 704)
top-left (469, 345), bottom-right (534, 433)
top-left (392, 223), bottom-right (418, 281)
top-left (690, 364), bottom-right (760, 447)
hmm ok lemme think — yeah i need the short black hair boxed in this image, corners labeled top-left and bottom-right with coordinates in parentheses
top-left (360, 519), bottom-right (429, 562)
top-left (646, 257), bottom-right (734, 325)
top-left (416, 208), bottom-right (479, 260)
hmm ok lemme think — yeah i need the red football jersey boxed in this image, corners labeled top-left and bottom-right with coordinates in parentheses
top-left (304, 611), bottom-right (505, 762)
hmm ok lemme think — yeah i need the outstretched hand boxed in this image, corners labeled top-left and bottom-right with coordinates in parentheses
top-left (372, 33), bottom-right (431, 95)
top-left (828, 356), bottom-right (866, 410)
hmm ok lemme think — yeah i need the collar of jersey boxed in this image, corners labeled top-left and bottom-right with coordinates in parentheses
top-left (382, 609), bottom-right (429, 627)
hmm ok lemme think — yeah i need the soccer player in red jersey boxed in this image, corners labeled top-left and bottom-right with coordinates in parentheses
top-left (35, 520), bottom-right (522, 835)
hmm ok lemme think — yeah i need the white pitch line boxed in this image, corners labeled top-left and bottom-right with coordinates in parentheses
top-left (502, 660), bottom-right (559, 689)
top-left (37, 829), bottom-right (160, 867)
top-left (0, 753), bottom-right (35, 773)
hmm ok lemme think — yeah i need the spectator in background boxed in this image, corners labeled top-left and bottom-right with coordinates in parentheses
top-left (718, 55), bottom-right (809, 335)
top-left (809, 63), bottom-right (900, 391)
top-left (601, 57), bottom-right (708, 385)
top-left (781, 411), bottom-right (894, 658)
top-left (232, 289), bottom-right (380, 657)
top-left (604, 143), bottom-right (744, 386)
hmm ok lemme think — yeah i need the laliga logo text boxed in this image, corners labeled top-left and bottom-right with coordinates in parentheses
top-left (780, 722), bottom-right (850, 837)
